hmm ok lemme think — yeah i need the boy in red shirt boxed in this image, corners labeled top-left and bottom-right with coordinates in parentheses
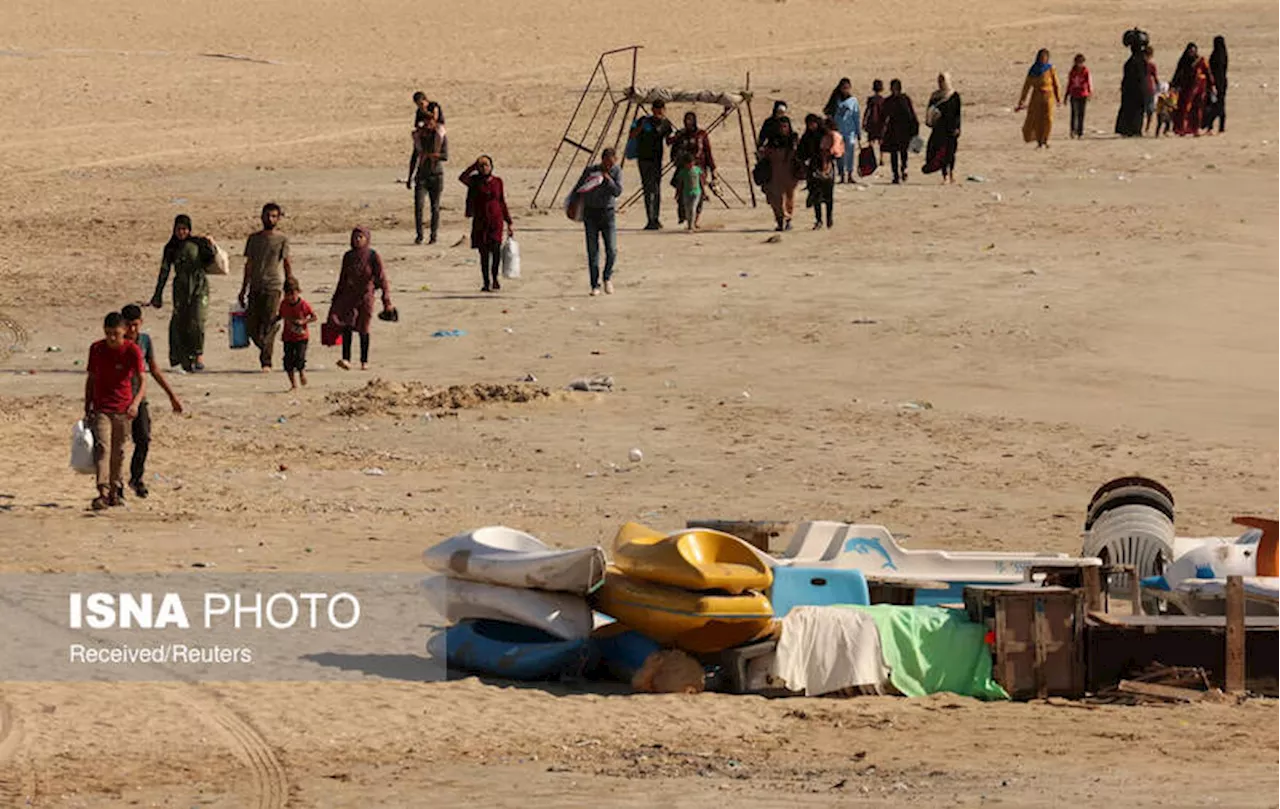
top-left (84, 311), bottom-right (146, 510)
top-left (277, 276), bottom-right (316, 390)
top-left (1065, 53), bottom-right (1093, 139)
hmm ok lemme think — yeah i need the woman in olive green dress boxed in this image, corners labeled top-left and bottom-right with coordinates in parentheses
top-left (150, 214), bottom-right (210, 372)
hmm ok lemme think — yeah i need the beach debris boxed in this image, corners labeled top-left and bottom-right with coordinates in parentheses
top-left (432, 329), bottom-right (467, 338)
top-left (629, 448), bottom-right (644, 463)
top-left (362, 467), bottom-right (386, 476)
top-left (329, 379), bottom-right (551, 417)
top-left (1116, 173), bottom-right (1129, 182)
top-left (419, 284), bottom-right (432, 291)
top-left (45, 345), bottom-right (61, 352)
top-left (200, 52), bottom-right (281, 65)
top-left (739, 272), bottom-right (749, 278)
top-left (899, 400), bottom-right (933, 411)
top-left (850, 318), bottom-right (878, 325)
top-left (764, 234), bottom-right (782, 244)
top-left (990, 192), bottom-right (1003, 202)
top-left (520, 373), bottom-right (538, 383)
top-left (269, 471), bottom-right (287, 481)
top-left (503, 327), bottom-right (514, 334)
top-left (1088, 663), bottom-right (1219, 705)
top-left (966, 175), bottom-right (986, 183)
top-left (567, 375), bottom-right (614, 392)
top-left (741, 390), bottom-right (751, 399)
top-left (632, 649), bottom-right (705, 694)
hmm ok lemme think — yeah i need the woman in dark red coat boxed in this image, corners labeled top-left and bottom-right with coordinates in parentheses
top-left (459, 155), bottom-right (514, 292)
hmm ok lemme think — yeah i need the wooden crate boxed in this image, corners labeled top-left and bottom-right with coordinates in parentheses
top-left (964, 586), bottom-right (1085, 699)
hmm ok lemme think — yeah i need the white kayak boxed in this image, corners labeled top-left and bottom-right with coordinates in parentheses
top-left (421, 577), bottom-right (593, 640)
top-left (423, 526), bottom-right (607, 595)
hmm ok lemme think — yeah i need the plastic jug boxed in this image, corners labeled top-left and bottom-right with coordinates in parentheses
top-left (229, 304), bottom-right (249, 349)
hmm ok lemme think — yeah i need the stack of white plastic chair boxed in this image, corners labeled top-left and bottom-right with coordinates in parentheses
top-left (1081, 477), bottom-right (1177, 596)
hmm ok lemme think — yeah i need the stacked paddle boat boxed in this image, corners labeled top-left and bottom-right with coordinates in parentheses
top-left (774, 521), bottom-right (1098, 605)
top-left (592, 522), bottom-right (776, 654)
top-left (423, 526), bottom-right (607, 680)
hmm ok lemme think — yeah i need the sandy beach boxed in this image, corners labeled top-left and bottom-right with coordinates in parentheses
top-left (1, 0), bottom-right (1277, 805)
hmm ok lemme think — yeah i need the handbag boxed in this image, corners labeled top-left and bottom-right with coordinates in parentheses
top-left (320, 321), bottom-right (344, 347)
top-left (857, 145), bottom-right (877, 177)
top-left (752, 159), bottom-right (771, 187)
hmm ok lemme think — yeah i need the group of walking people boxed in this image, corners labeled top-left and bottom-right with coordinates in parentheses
top-left (1116, 33), bottom-right (1229, 138)
top-left (752, 73), bottom-right (962, 230)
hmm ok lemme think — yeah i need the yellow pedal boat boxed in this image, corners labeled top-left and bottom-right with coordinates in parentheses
top-left (592, 568), bottom-right (775, 654)
top-left (612, 522), bottom-right (773, 594)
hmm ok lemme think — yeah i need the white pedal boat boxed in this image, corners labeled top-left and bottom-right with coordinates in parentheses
top-left (774, 521), bottom-right (1098, 604)
top-left (421, 577), bottom-right (593, 640)
top-left (423, 526), bottom-right (607, 595)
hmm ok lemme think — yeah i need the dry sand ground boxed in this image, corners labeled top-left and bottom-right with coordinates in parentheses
top-left (1, 0), bottom-right (1278, 805)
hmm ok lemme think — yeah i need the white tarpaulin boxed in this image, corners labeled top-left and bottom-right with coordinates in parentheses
top-left (763, 606), bottom-right (890, 696)
top-left (626, 87), bottom-right (747, 109)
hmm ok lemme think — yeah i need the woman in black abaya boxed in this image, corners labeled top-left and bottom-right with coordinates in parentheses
top-left (1115, 29), bottom-right (1149, 136)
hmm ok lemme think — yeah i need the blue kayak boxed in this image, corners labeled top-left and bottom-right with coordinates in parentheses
top-left (427, 620), bottom-right (590, 681)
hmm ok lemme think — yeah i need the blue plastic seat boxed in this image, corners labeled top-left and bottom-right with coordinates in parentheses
top-left (769, 567), bottom-right (870, 617)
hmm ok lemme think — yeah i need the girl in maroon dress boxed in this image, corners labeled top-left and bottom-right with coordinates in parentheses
top-left (459, 155), bottom-right (514, 292)
top-left (327, 226), bottom-right (393, 370)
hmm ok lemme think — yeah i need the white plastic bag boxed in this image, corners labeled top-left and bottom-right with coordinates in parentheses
top-left (501, 237), bottom-right (521, 279)
top-left (70, 419), bottom-right (95, 474)
top-left (207, 239), bottom-right (230, 276)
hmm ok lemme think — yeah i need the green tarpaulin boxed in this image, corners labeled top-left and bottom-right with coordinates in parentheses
top-left (838, 605), bottom-right (1009, 700)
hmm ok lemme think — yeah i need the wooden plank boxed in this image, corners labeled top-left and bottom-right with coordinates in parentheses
top-left (1086, 610), bottom-right (1125, 626)
top-left (1118, 679), bottom-right (1206, 703)
top-left (1082, 566), bottom-right (1103, 612)
top-left (1034, 597), bottom-right (1050, 699)
top-left (1225, 575), bottom-right (1246, 693)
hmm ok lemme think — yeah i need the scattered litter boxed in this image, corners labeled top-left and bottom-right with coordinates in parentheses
top-left (765, 234), bottom-right (782, 244)
top-left (595, 320), bottom-right (605, 327)
top-left (850, 318), bottom-right (878, 325)
top-left (190, 561), bottom-right (213, 568)
top-left (1116, 173), bottom-right (1128, 182)
top-left (738, 272), bottom-right (749, 278)
top-left (966, 175), bottom-right (986, 183)
top-left (628, 448), bottom-right (644, 463)
top-left (983, 243), bottom-right (996, 251)
top-left (419, 284), bottom-right (432, 291)
top-left (362, 467), bottom-right (386, 476)
top-left (1022, 269), bottom-right (1038, 275)
top-left (520, 373), bottom-right (538, 383)
top-left (741, 391), bottom-right (751, 399)
top-left (269, 471), bottom-right (287, 481)
top-left (1141, 154), bottom-right (1152, 160)
top-left (990, 192), bottom-right (1003, 202)
top-left (503, 327), bottom-right (514, 334)
top-left (898, 400), bottom-right (933, 411)
top-left (278, 464), bottom-right (289, 472)
top-left (45, 345), bottom-right (61, 352)
top-left (432, 329), bottom-right (467, 338)
top-left (276, 416), bottom-right (287, 424)
top-left (567, 375), bottom-right (614, 392)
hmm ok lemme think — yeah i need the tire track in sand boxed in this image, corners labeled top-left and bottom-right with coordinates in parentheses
top-left (0, 590), bottom-right (290, 808)
top-left (171, 689), bottom-right (290, 809)
top-left (0, 696), bottom-right (38, 806)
